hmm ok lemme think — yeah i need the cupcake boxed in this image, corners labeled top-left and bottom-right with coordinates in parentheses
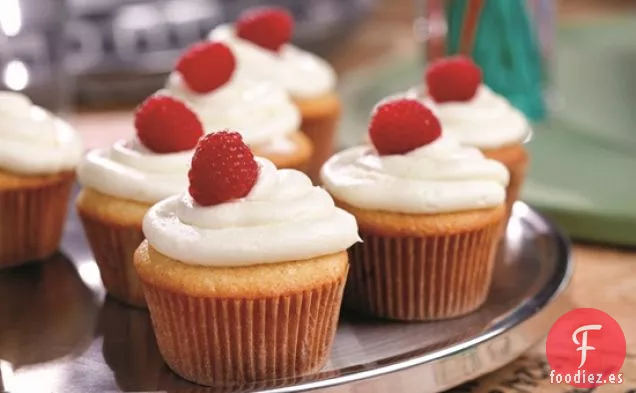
top-left (76, 96), bottom-right (202, 307)
top-left (161, 41), bottom-right (312, 171)
top-left (321, 98), bottom-right (509, 321)
top-left (134, 131), bottom-right (359, 386)
top-left (0, 91), bottom-right (83, 268)
top-left (209, 7), bottom-right (340, 182)
top-left (417, 56), bottom-right (531, 225)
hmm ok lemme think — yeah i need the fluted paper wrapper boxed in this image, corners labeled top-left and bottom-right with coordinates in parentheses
top-left (483, 145), bottom-right (529, 231)
top-left (346, 223), bottom-right (500, 321)
top-left (0, 177), bottom-right (74, 268)
top-left (142, 274), bottom-right (347, 387)
top-left (78, 213), bottom-right (146, 307)
top-left (301, 111), bottom-right (339, 184)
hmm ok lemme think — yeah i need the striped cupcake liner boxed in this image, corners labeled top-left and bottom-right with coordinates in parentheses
top-left (141, 271), bottom-right (347, 387)
top-left (345, 223), bottom-right (501, 321)
top-left (0, 175), bottom-right (74, 268)
top-left (483, 146), bottom-right (529, 230)
top-left (78, 212), bottom-right (147, 307)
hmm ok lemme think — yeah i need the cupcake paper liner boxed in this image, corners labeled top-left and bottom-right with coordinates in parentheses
top-left (141, 272), bottom-right (347, 387)
top-left (484, 145), bottom-right (529, 228)
top-left (300, 109), bottom-right (340, 184)
top-left (78, 212), bottom-right (146, 307)
top-left (0, 175), bottom-right (74, 268)
top-left (346, 222), bottom-right (500, 321)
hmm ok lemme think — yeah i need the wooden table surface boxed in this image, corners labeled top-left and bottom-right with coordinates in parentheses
top-left (66, 1), bottom-right (636, 391)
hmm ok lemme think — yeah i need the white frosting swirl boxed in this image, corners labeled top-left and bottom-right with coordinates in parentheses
top-left (321, 135), bottom-right (509, 214)
top-left (143, 157), bottom-right (360, 266)
top-left (209, 24), bottom-right (336, 99)
top-left (0, 91), bottom-right (83, 175)
top-left (161, 73), bottom-right (300, 151)
top-left (415, 85), bottom-right (531, 149)
top-left (77, 139), bottom-right (192, 204)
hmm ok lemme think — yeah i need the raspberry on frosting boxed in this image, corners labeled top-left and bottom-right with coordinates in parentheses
top-left (236, 7), bottom-right (294, 52)
top-left (134, 95), bottom-right (204, 154)
top-left (188, 131), bottom-right (259, 206)
top-left (425, 55), bottom-right (482, 103)
top-left (369, 98), bottom-right (442, 156)
top-left (175, 41), bottom-right (236, 94)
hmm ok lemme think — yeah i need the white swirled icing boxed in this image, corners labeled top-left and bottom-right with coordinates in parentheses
top-left (321, 135), bottom-right (509, 214)
top-left (208, 24), bottom-right (336, 99)
top-left (77, 139), bottom-right (192, 204)
top-left (413, 85), bottom-right (531, 149)
top-left (143, 157), bottom-right (360, 266)
top-left (0, 91), bottom-right (83, 175)
top-left (160, 73), bottom-right (300, 151)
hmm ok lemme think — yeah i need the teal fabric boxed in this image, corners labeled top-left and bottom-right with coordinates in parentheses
top-left (445, 0), bottom-right (546, 121)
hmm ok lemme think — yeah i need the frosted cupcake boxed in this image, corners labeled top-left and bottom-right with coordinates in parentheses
top-left (416, 56), bottom-right (531, 225)
top-left (0, 91), bottom-right (83, 268)
top-left (209, 7), bottom-right (340, 182)
top-left (76, 96), bottom-right (202, 307)
top-left (321, 98), bottom-right (509, 321)
top-left (134, 131), bottom-right (359, 386)
top-left (161, 41), bottom-right (312, 171)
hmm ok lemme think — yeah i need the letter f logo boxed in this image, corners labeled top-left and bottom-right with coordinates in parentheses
top-left (572, 324), bottom-right (602, 369)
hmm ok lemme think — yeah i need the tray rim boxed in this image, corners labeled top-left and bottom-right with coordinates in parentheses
top-left (256, 202), bottom-right (573, 393)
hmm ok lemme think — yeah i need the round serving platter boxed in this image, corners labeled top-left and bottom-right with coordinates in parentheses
top-left (0, 188), bottom-right (572, 393)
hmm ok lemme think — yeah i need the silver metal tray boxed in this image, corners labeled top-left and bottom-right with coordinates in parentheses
top-left (0, 199), bottom-right (572, 393)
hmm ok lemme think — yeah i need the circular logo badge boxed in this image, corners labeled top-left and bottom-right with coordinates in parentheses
top-left (546, 308), bottom-right (626, 388)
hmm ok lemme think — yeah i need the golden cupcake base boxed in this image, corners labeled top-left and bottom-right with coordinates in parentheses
top-left (335, 200), bottom-right (504, 321)
top-left (134, 242), bottom-right (348, 386)
top-left (76, 187), bottom-right (150, 307)
top-left (482, 143), bottom-right (529, 226)
top-left (0, 170), bottom-right (75, 268)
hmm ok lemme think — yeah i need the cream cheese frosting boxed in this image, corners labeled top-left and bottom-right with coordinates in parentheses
top-left (0, 91), bottom-right (83, 175)
top-left (77, 138), bottom-right (192, 204)
top-left (160, 72), bottom-right (301, 151)
top-left (409, 85), bottom-right (531, 149)
top-left (321, 135), bottom-right (509, 214)
top-left (209, 24), bottom-right (336, 99)
top-left (143, 157), bottom-right (360, 266)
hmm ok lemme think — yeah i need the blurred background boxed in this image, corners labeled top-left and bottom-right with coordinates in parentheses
top-left (1, 0), bottom-right (635, 245)
top-left (1, 0), bottom-right (632, 110)
top-left (0, 0), bottom-right (636, 109)
top-left (0, 0), bottom-right (376, 109)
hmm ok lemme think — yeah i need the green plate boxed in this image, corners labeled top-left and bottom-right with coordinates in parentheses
top-left (337, 17), bottom-right (636, 246)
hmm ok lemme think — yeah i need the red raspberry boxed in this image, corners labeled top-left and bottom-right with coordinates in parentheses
top-left (176, 41), bottom-right (235, 94)
top-left (188, 131), bottom-right (259, 206)
top-left (134, 96), bottom-right (204, 153)
top-left (236, 7), bottom-right (294, 52)
top-left (425, 55), bottom-right (482, 103)
top-left (369, 98), bottom-right (441, 156)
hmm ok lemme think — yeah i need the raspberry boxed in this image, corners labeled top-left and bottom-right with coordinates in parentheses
top-left (134, 96), bottom-right (203, 153)
top-left (176, 41), bottom-right (235, 94)
top-left (425, 55), bottom-right (482, 103)
top-left (188, 131), bottom-right (259, 206)
top-left (369, 98), bottom-right (441, 156)
top-left (236, 7), bottom-right (294, 52)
